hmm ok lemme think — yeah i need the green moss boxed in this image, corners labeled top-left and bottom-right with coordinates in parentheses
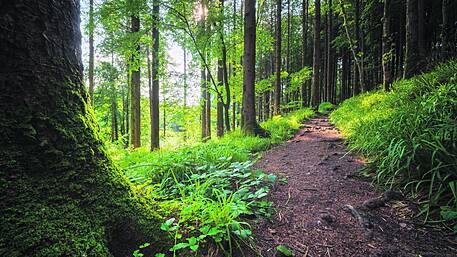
top-left (1, 78), bottom-right (166, 256)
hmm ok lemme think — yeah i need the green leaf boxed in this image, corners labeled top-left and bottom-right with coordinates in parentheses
top-left (139, 242), bottom-right (150, 249)
top-left (276, 245), bottom-right (295, 256)
top-left (170, 242), bottom-right (189, 251)
top-left (190, 244), bottom-right (199, 251)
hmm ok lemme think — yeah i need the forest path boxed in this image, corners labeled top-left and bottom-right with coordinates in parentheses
top-left (247, 116), bottom-right (456, 257)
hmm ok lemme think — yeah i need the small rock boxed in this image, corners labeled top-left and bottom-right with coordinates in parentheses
top-left (399, 222), bottom-right (407, 228)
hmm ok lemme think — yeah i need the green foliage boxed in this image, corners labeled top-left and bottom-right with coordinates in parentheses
top-left (262, 108), bottom-right (315, 143)
top-left (318, 102), bottom-right (335, 114)
top-left (276, 245), bottom-right (295, 256)
top-left (330, 60), bottom-right (457, 230)
top-left (111, 108), bottom-right (314, 255)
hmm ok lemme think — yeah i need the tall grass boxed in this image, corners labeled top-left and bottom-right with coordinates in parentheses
top-left (330, 60), bottom-right (457, 230)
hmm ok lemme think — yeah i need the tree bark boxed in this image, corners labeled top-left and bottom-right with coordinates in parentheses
top-left (301, 0), bottom-right (309, 107)
top-left (201, 65), bottom-right (208, 140)
top-left (311, 0), bottom-right (321, 108)
top-left (0, 1), bottom-right (164, 256)
top-left (326, 0), bottom-right (334, 103)
top-left (382, 0), bottom-right (393, 91)
top-left (88, 0), bottom-right (95, 106)
top-left (274, 0), bottom-right (282, 115)
top-left (242, 0), bottom-right (262, 135)
top-left (217, 59), bottom-right (224, 137)
top-left (150, 1), bottom-right (160, 150)
top-left (130, 15), bottom-right (141, 148)
top-left (404, 0), bottom-right (420, 78)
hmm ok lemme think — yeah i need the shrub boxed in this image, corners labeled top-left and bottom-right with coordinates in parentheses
top-left (330, 60), bottom-right (457, 230)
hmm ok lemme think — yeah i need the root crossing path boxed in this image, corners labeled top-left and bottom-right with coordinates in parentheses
top-left (249, 117), bottom-right (456, 257)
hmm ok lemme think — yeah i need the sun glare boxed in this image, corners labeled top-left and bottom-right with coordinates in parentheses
top-left (194, 3), bottom-right (208, 21)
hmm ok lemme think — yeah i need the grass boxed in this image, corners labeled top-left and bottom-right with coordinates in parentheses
top-left (330, 60), bottom-right (457, 231)
top-left (111, 108), bottom-right (315, 256)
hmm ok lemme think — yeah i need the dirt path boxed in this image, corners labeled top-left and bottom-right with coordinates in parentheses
top-left (248, 117), bottom-right (456, 257)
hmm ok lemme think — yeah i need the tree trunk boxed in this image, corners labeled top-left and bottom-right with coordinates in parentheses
top-left (130, 15), bottom-right (141, 148)
top-left (353, 0), bottom-right (361, 95)
top-left (274, 0), bottom-right (282, 115)
top-left (150, 1), bottom-right (160, 150)
top-left (404, 0), bottom-right (420, 78)
top-left (311, 0), bottom-right (321, 108)
top-left (88, 0), bottom-right (95, 106)
top-left (417, 0), bottom-right (425, 58)
top-left (206, 69), bottom-right (212, 139)
top-left (382, 0), bottom-right (393, 91)
top-left (111, 53), bottom-right (118, 142)
top-left (220, 0), bottom-right (231, 132)
top-left (201, 65), bottom-right (208, 140)
top-left (242, 0), bottom-right (262, 135)
top-left (301, 0), bottom-right (309, 107)
top-left (441, 0), bottom-right (450, 59)
top-left (326, 0), bottom-right (333, 103)
top-left (217, 59), bottom-right (224, 137)
top-left (285, 0), bottom-right (291, 112)
top-left (0, 1), bottom-right (164, 256)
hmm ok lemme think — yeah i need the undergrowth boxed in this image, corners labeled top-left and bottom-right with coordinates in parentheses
top-left (113, 108), bottom-right (315, 256)
top-left (330, 60), bottom-right (457, 231)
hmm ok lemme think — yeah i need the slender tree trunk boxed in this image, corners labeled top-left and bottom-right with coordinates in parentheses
top-left (404, 0), bottom-right (420, 78)
top-left (217, 59), bottom-right (224, 137)
top-left (311, 0), bottom-right (321, 108)
top-left (201, 65), bottom-right (208, 140)
top-left (220, 0), bottom-right (231, 132)
top-left (206, 69), bottom-right (212, 139)
top-left (285, 0), bottom-right (291, 112)
top-left (150, 2), bottom-right (160, 150)
top-left (441, 0), bottom-right (450, 59)
top-left (353, 0), bottom-right (361, 95)
top-left (417, 0), bottom-right (425, 58)
top-left (382, 0), bottom-right (393, 91)
top-left (274, 0), bottom-right (282, 115)
top-left (124, 69), bottom-right (130, 148)
top-left (130, 15), bottom-right (141, 148)
top-left (88, 0), bottom-right (95, 106)
top-left (0, 2), bottom-right (164, 256)
top-left (111, 52), bottom-right (118, 142)
top-left (326, 0), bottom-right (333, 103)
top-left (301, 0), bottom-right (309, 107)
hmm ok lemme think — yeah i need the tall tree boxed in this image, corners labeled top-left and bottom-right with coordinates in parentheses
top-left (201, 65), bottom-right (208, 140)
top-left (0, 1), bottom-right (164, 256)
top-left (326, 0), bottom-right (334, 102)
top-left (242, 0), bottom-right (261, 135)
top-left (274, 0), bottom-right (282, 115)
top-left (382, 0), bottom-right (393, 91)
top-left (217, 59), bottom-right (225, 137)
top-left (301, 0), bottom-right (309, 107)
top-left (311, 0), bottom-right (321, 108)
top-left (150, 1), bottom-right (160, 150)
top-left (404, 0), bottom-right (420, 78)
top-left (88, 0), bottom-right (95, 106)
top-left (130, 14), bottom-right (141, 148)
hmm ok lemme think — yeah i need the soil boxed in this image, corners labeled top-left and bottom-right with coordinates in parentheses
top-left (245, 116), bottom-right (457, 257)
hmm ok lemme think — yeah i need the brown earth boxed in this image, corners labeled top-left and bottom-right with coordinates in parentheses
top-left (244, 116), bottom-right (457, 257)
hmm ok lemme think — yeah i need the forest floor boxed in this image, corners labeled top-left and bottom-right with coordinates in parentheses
top-left (244, 116), bottom-right (457, 257)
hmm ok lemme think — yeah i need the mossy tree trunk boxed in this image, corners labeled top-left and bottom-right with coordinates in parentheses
top-left (0, 1), bottom-right (164, 256)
